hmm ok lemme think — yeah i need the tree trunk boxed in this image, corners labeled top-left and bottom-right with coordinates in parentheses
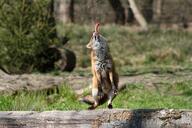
top-left (126, 4), bottom-right (134, 23)
top-left (0, 109), bottom-right (191, 128)
top-left (69, 0), bottom-right (74, 22)
top-left (108, 0), bottom-right (125, 25)
top-left (128, 0), bottom-right (148, 31)
top-left (142, 0), bottom-right (154, 22)
top-left (153, 0), bottom-right (163, 23)
top-left (56, 0), bottom-right (74, 23)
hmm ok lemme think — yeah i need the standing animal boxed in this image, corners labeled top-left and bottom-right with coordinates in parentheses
top-left (86, 23), bottom-right (119, 109)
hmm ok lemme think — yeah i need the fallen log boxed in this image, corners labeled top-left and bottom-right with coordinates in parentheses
top-left (0, 70), bottom-right (64, 94)
top-left (55, 48), bottom-right (76, 72)
top-left (0, 109), bottom-right (191, 128)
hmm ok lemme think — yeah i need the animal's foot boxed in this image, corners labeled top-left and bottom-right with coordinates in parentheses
top-left (108, 104), bottom-right (113, 109)
top-left (88, 105), bottom-right (96, 110)
top-left (112, 86), bottom-right (118, 95)
top-left (113, 89), bottom-right (118, 95)
top-left (78, 96), bottom-right (94, 105)
top-left (88, 102), bottom-right (98, 110)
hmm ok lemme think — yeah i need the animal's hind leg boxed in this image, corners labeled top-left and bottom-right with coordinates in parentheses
top-left (88, 77), bottom-right (99, 110)
top-left (109, 71), bottom-right (118, 94)
top-left (107, 89), bottom-right (116, 109)
top-left (106, 77), bottom-right (116, 109)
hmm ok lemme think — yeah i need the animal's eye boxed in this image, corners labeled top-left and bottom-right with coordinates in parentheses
top-left (98, 36), bottom-right (100, 42)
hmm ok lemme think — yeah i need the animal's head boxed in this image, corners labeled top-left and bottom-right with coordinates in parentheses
top-left (87, 22), bottom-right (105, 49)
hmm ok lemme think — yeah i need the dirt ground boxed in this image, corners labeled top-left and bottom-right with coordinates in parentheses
top-left (65, 70), bottom-right (192, 95)
top-left (1, 69), bottom-right (192, 96)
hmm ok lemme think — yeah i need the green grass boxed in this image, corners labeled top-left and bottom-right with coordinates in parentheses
top-left (58, 24), bottom-right (192, 74)
top-left (0, 81), bottom-right (192, 110)
top-left (119, 64), bottom-right (192, 76)
top-left (1, 24), bottom-right (192, 110)
top-left (0, 85), bottom-right (88, 111)
top-left (113, 81), bottom-right (192, 109)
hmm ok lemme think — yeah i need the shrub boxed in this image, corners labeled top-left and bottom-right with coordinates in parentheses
top-left (0, 0), bottom-right (60, 73)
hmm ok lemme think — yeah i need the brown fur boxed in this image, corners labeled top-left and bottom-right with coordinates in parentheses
top-left (90, 51), bottom-right (119, 93)
top-left (86, 25), bottom-right (119, 109)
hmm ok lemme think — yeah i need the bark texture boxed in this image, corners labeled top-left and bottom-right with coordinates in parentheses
top-left (55, 0), bottom-right (74, 23)
top-left (108, 0), bottom-right (125, 24)
top-left (0, 70), bottom-right (64, 94)
top-left (128, 0), bottom-right (148, 31)
top-left (0, 109), bottom-right (191, 128)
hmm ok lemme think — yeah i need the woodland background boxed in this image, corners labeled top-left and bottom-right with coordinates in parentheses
top-left (0, 0), bottom-right (192, 111)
